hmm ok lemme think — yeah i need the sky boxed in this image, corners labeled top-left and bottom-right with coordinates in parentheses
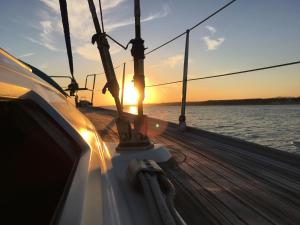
top-left (0, 0), bottom-right (300, 106)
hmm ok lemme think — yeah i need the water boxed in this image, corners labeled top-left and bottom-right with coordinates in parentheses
top-left (123, 104), bottom-right (300, 153)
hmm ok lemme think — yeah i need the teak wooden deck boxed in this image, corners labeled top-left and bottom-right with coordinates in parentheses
top-left (81, 107), bottom-right (300, 225)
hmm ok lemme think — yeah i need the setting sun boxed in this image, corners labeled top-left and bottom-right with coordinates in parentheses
top-left (123, 82), bottom-right (139, 105)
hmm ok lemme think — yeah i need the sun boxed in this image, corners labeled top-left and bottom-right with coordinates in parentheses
top-left (123, 82), bottom-right (139, 105)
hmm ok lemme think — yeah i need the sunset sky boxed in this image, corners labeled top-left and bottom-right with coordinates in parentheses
top-left (1, 0), bottom-right (300, 106)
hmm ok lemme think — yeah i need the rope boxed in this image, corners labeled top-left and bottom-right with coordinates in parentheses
top-left (145, 0), bottom-right (236, 55)
top-left (99, 0), bottom-right (105, 32)
top-left (106, 34), bottom-right (130, 50)
top-left (59, 0), bottom-right (75, 80)
top-left (146, 60), bottom-right (300, 87)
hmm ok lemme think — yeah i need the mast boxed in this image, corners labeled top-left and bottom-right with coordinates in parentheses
top-left (132, 0), bottom-right (145, 116)
top-left (130, 0), bottom-right (152, 148)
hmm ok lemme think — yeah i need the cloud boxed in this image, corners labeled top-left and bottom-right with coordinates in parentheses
top-left (102, 3), bottom-right (170, 32)
top-left (18, 52), bottom-right (35, 58)
top-left (75, 41), bottom-right (121, 62)
top-left (206, 25), bottom-right (216, 34)
top-left (41, 0), bottom-right (124, 13)
top-left (202, 25), bottom-right (225, 50)
top-left (26, 36), bottom-right (58, 51)
top-left (164, 54), bottom-right (184, 68)
top-left (34, 0), bottom-right (170, 61)
top-left (40, 0), bottom-right (60, 12)
top-left (142, 4), bottom-right (171, 22)
top-left (75, 44), bottom-right (99, 61)
top-left (203, 36), bottom-right (225, 50)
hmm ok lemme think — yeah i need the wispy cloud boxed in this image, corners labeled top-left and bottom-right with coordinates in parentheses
top-left (142, 4), bottom-right (171, 22)
top-left (41, 0), bottom-right (124, 13)
top-left (75, 42), bottom-right (121, 62)
top-left (206, 25), bottom-right (216, 34)
top-left (26, 36), bottom-right (58, 51)
top-left (18, 52), bottom-right (35, 58)
top-left (75, 44), bottom-right (99, 62)
top-left (105, 4), bottom-right (170, 32)
top-left (203, 25), bottom-right (225, 51)
top-left (40, 0), bottom-right (60, 12)
top-left (32, 0), bottom-right (171, 61)
top-left (203, 36), bottom-right (225, 50)
top-left (164, 54), bottom-right (184, 68)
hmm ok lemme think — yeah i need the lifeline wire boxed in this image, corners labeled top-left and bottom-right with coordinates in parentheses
top-left (146, 61), bottom-right (300, 88)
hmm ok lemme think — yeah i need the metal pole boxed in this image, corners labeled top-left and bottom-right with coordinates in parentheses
top-left (85, 76), bottom-right (88, 89)
top-left (91, 74), bottom-right (96, 106)
top-left (132, 0), bottom-right (145, 116)
top-left (121, 63), bottom-right (126, 110)
top-left (179, 30), bottom-right (190, 131)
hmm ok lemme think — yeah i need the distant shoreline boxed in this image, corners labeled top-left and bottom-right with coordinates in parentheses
top-left (143, 97), bottom-right (300, 107)
top-left (102, 97), bottom-right (300, 107)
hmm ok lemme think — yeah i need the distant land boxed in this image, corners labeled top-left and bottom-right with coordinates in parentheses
top-left (144, 97), bottom-right (300, 106)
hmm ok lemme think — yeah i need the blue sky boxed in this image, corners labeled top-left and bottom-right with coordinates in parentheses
top-left (1, 0), bottom-right (300, 105)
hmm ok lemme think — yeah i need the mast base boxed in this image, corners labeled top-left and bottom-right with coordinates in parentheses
top-left (115, 115), bottom-right (154, 151)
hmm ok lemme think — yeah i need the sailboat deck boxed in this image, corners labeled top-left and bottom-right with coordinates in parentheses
top-left (81, 107), bottom-right (300, 225)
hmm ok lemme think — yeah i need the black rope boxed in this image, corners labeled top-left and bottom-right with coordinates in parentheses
top-left (146, 60), bottom-right (300, 87)
top-left (99, 0), bottom-right (105, 32)
top-left (145, 0), bottom-right (236, 55)
top-left (106, 34), bottom-right (130, 50)
top-left (59, 0), bottom-right (75, 80)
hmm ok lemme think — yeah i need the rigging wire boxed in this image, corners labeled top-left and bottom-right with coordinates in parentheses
top-left (145, 0), bottom-right (236, 55)
top-left (85, 63), bottom-right (123, 78)
top-left (98, 0), bottom-right (131, 51)
top-left (98, 0), bottom-right (236, 63)
top-left (106, 34), bottom-right (130, 50)
top-left (59, 0), bottom-right (75, 80)
top-left (94, 0), bottom-right (236, 74)
top-left (98, 0), bottom-right (105, 32)
top-left (146, 60), bottom-right (300, 88)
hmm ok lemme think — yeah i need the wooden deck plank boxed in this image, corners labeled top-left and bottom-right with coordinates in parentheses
top-left (160, 135), bottom-right (300, 225)
top-left (81, 108), bottom-right (300, 225)
top-left (163, 133), bottom-right (300, 197)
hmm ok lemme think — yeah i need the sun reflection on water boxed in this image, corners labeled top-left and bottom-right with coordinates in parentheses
top-left (129, 106), bottom-right (138, 115)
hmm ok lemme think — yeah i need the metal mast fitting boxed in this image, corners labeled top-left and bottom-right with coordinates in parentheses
top-left (179, 30), bottom-right (190, 131)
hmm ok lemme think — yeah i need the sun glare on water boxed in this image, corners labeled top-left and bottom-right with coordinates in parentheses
top-left (129, 105), bottom-right (138, 114)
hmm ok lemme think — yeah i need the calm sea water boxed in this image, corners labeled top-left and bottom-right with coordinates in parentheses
top-left (122, 105), bottom-right (300, 153)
